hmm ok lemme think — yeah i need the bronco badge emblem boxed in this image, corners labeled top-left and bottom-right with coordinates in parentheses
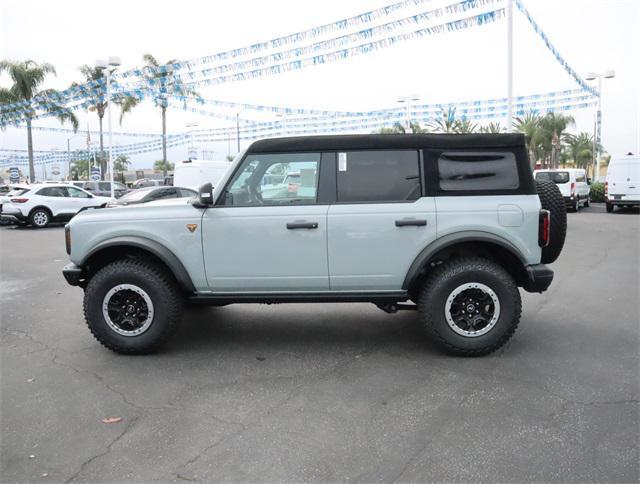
top-left (186, 224), bottom-right (198, 233)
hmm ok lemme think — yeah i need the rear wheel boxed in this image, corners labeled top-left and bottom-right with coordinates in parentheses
top-left (606, 203), bottom-right (614, 213)
top-left (29, 208), bottom-right (50, 228)
top-left (417, 258), bottom-right (521, 356)
top-left (573, 199), bottom-right (580, 212)
top-left (584, 195), bottom-right (590, 207)
top-left (83, 259), bottom-right (183, 354)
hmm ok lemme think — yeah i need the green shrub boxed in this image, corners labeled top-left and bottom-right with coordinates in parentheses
top-left (590, 182), bottom-right (605, 203)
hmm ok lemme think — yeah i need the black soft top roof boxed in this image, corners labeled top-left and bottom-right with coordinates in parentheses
top-left (247, 133), bottom-right (526, 153)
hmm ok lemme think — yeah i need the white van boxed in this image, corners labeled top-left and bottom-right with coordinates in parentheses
top-left (534, 168), bottom-right (590, 212)
top-left (605, 154), bottom-right (640, 212)
top-left (173, 160), bottom-right (232, 190)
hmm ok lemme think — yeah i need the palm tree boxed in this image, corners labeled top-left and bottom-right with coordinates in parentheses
top-left (73, 65), bottom-right (138, 179)
top-left (454, 118), bottom-right (477, 134)
top-left (428, 108), bottom-right (458, 133)
top-left (376, 121), bottom-right (427, 134)
top-left (141, 54), bottom-right (199, 176)
top-left (154, 159), bottom-right (174, 173)
top-left (479, 122), bottom-right (504, 133)
top-left (0, 60), bottom-right (78, 182)
top-left (113, 154), bottom-right (131, 173)
top-left (514, 112), bottom-right (543, 168)
top-left (70, 158), bottom-right (90, 179)
top-left (565, 132), bottom-right (596, 169)
top-left (538, 112), bottom-right (575, 169)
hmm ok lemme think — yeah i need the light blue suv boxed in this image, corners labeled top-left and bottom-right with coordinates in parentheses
top-left (62, 134), bottom-right (567, 356)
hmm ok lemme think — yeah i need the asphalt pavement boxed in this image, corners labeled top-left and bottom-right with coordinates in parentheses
top-left (1, 204), bottom-right (638, 482)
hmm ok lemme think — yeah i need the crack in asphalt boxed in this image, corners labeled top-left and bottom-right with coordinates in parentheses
top-left (173, 322), bottom-right (414, 481)
top-left (63, 415), bottom-right (140, 484)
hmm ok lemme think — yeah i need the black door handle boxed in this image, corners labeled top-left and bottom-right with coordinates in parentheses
top-left (286, 221), bottom-right (318, 229)
top-left (395, 219), bottom-right (427, 227)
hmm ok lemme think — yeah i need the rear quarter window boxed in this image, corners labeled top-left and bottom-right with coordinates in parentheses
top-left (438, 152), bottom-right (519, 191)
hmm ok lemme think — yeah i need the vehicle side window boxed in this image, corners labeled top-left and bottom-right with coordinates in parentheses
top-left (67, 187), bottom-right (91, 198)
top-left (37, 187), bottom-right (67, 197)
top-left (337, 150), bottom-right (420, 203)
top-left (438, 152), bottom-right (519, 191)
top-left (224, 153), bottom-right (321, 206)
top-left (98, 182), bottom-right (111, 191)
top-left (179, 189), bottom-right (196, 198)
top-left (576, 173), bottom-right (586, 183)
top-left (153, 188), bottom-right (178, 199)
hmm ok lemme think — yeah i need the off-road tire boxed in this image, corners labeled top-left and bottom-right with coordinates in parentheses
top-left (83, 259), bottom-right (182, 354)
top-left (536, 179), bottom-right (567, 263)
top-left (417, 257), bottom-right (521, 356)
top-left (29, 208), bottom-right (51, 228)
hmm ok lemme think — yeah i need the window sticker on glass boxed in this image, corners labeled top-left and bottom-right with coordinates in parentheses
top-left (338, 152), bottom-right (347, 171)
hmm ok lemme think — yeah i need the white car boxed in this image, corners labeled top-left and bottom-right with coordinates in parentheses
top-left (534, 168), bottom-right (590, 212)
top-left (605, 154), bottom-right (640, 212)
top-left (0, 183), bottom-right (111, 228)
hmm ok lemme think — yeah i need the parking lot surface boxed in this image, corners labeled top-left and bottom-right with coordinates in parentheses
top-left (1, 205), bottom-right (638, 482)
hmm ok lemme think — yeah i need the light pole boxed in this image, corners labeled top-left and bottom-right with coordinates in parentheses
top-left (585, 70), bottom-right (615, 180)
top-left (397, 95), bottom-right (420, 133)
top-left (96, 56), bottom-right (121, 199)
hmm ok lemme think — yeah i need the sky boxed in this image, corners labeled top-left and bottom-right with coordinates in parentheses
top-left (1, 0), bottom-right (639, 174)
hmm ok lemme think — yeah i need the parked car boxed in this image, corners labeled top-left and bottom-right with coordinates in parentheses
top-left (1, 183), bottom-right (111, 227)
top-left (107, 186), bottom-right (197, 207)
top-left (63, 134), bottom-right (568, 356)
top-left (534, 168), bottom-right (590, 211)
top-left (605, 154), bottom-right (640, 212)
top-left (80, 181), bottom-right (129, 198)
top-left (133, 178), bottom-right (164, 189)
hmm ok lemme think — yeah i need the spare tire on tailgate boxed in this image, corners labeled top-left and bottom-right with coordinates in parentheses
top-left (536, 179), bottom-right (567, 264)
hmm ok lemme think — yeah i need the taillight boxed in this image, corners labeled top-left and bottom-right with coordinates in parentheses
top-left (570, 182), bottom-right (576, 194)
top-left (10, 198), bottom-right (29, 203)
top-left (539, 209), bottom-right (550, 247)
top-left (65, 225), bottom-right (71, 255)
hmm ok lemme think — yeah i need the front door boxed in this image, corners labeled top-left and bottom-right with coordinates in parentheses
top-left (202, 152), bottom-right (330, 292)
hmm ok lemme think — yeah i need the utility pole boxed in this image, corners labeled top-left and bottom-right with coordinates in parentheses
top-left (236, 113), bottom-right (240, 153)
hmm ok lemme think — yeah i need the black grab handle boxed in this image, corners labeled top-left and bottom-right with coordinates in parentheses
top-left (286, 222), bottom-right (319, 229)
top-left (395, 219), bottom-right (427, 227)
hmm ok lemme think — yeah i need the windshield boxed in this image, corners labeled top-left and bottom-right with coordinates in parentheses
top-left (117, 188), bottom-right (152, 202)
top-left (536, 171), bottom-right (570, 184)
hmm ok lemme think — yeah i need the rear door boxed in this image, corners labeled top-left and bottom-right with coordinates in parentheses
top-left (609, 159), bottom-right (640, 201)
top-left (327, 150), bottom-right (436, 291)
top-left (36, 186), bottom-right (69, 217)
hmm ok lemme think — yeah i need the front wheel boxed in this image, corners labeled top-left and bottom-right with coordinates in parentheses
top-left (83, 259), bottom-right (183, 354)
top-left (417, 258), bottom-right (521, 356)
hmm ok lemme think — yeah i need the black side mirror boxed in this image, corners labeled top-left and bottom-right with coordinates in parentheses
top-left (587, 178), bottom-right (592, 185)
top-left (195, 182), bottom-right (214, 207)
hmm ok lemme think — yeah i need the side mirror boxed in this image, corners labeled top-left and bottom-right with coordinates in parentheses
top-left (587, 177), bottom-right (592, 185)
top-left (195, 182), bottom-right (214, 207)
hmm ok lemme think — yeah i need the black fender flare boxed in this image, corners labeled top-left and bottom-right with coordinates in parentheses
top-left (402, 231), bottom-right (527, 290)
top-left (81, 236), bottom-right (196, 293)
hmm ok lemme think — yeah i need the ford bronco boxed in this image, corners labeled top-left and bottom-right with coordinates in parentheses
top-left (62, 134), bottom-right (567, 356)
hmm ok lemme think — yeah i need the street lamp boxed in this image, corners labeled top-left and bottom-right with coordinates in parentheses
top-left (397, 94), bottom-right (420, 133)
top-left (585, 69), bottom-right (615, 180)
top-left (96, 56), bottom-right (121, 199)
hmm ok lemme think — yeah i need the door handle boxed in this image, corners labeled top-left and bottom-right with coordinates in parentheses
top-left (395, 218), bottom-right (427, 227)
top-left (286, 221), bottom-right (318, 229)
